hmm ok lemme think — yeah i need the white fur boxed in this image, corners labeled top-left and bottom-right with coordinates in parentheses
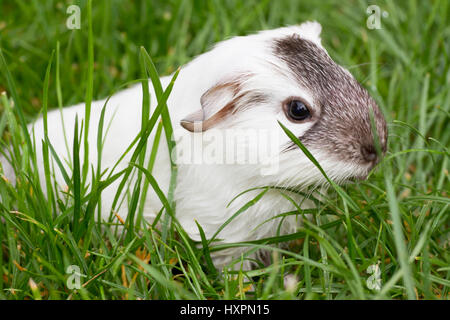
top-left (2, 22), bottom-right (366, 270)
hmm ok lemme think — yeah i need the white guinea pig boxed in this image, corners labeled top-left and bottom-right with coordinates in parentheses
top-left (2, 21), bottom-right (387, 270)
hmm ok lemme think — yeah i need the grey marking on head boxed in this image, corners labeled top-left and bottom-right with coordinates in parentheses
top-left (273, 34), bottom-right (387, 166)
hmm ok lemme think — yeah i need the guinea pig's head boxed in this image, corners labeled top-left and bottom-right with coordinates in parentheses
top-left (180, 21), bottom-right (387, 187)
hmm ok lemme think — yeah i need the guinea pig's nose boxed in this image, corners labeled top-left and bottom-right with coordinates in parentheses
top-left (361, 144), bottom-right (377, 163)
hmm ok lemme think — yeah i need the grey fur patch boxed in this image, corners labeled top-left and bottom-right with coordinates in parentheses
top-left (273, 35), bottom-right (387, 167)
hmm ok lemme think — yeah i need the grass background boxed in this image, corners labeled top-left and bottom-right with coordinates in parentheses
top-left (0, 0), bottom-right (448, 300)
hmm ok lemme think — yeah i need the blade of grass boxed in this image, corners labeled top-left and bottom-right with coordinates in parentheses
top-left (384, 165), bottom-right (416, 299)
top-left (82, 0), bottom-right (94, 184)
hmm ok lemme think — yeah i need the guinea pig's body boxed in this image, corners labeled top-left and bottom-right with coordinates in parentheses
top-left (2, 22), bottom-right (387, 270)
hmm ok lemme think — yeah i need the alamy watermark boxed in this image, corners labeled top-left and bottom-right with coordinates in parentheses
top-left (366, 262), bottom-right (382, 291)
top-left (366, 5), bottom-right (388, 30)
top-left (172, 126), bottom-right (281, 175)
top-left (66, 265), bottom-right (83, 290)
top-left (66, 5), bottom-right (81, 30)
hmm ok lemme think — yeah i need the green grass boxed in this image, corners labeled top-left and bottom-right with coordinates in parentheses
top-left (0, 0), bottom-right (448, 300)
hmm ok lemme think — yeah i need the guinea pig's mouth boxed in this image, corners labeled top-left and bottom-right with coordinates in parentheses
top-left (344, 161), bottom-right (381, 183)
top-left (351, 174), bottom-right (368, 181)
top-left (345, 173), bottom-right (369, 184)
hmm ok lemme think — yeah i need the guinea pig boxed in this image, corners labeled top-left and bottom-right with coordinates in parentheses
top-left (1, 21), bottom-right (387, 270)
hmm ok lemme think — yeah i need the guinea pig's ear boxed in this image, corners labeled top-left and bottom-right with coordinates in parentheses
top-left (180, 79), bottom-right (241, 132)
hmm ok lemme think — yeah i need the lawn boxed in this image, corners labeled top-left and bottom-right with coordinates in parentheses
top-left (0, 0), bottom-right (448, 300)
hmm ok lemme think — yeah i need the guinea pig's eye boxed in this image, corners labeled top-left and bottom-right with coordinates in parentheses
top-left (285, 100), bottom-right (311, 122)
